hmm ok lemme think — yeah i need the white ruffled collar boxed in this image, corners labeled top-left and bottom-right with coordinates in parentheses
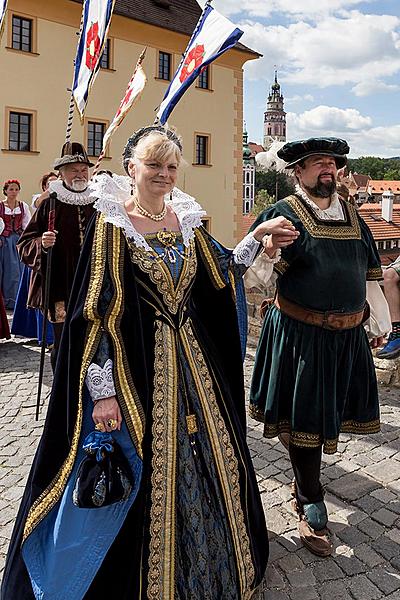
top-left (48, 179), bottom-right (95, 206)
top-left (89, 173), bottom-right (206, 251)
top-left (295, 184), bottom-right (344, 221)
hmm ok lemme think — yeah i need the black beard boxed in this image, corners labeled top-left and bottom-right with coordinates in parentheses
top-left (304, 178), bottom-right (336, 199)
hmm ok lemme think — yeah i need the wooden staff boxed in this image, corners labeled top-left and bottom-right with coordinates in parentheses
top-left (35, 192), bottom-right (56, 420)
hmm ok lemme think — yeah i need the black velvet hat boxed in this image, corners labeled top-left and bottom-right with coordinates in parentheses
top-left (277, 137), bottom-right (349, 169)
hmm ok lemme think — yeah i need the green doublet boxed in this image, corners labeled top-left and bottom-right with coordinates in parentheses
top-left (249, 195), bottom-right (381, 454)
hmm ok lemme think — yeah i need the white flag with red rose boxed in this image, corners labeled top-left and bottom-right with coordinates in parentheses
top-left (156, 4), bottom-right (243, 125)
top-left (0, 0), bottom-right (8, 38)
top-left (101, 62), bottom-right (147, 153)
top-left (72, 0), bottom-right (115, 118)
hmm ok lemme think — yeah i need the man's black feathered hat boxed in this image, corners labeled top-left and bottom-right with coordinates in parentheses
top-left (277, 137), bottom-right (349, 169)
top-left (54, 142), bottom-right (94, 170)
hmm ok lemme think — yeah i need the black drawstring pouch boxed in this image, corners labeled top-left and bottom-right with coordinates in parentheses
top-left (72, 431), bottom-right (133, 508)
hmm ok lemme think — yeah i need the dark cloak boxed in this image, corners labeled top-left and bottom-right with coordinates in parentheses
top-left (2, 214), bottom-right (268, 599)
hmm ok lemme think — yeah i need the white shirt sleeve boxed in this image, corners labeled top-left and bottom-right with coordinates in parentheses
top-left (244, 249), bottom-right (281, 292)
top-left (21, 202), bottom-right (31, 230)
top-left (0, 217), bottom-right (4, 236)
top-left (364, 281), bottom-right (391, 338)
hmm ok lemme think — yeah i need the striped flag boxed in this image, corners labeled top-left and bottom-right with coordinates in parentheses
top-left (101, 58), bottom-right (147, 153)
top-left (156, 4), bottom-right (243, 125)
top-left (72, 0), bottom-right (115, 119)
top-left (0, 1), bottom-right (8, 39)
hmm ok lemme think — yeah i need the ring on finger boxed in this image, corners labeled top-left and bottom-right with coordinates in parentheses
top-left (95, 422), bottom-right (106, 432)
top-left (107, 418), bottom-right (118, 430)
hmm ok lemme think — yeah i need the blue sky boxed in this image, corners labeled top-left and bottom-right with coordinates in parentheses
top-left (200, 0), bottom-right (400, 157)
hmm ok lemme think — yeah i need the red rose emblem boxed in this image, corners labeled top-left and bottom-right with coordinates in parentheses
top-left (85, 22), bottom-right (101, 71)
top-left (179, 44), bottom-right (205, 83)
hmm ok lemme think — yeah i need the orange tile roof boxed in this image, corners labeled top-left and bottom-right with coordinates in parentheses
top-left (353, 173), bottom-right (370, 187)
top-left (249, 142), bottom-right (265, 158)
top-left (368, 180), bottom-right (400, 193)
top-left (359, 204), bottom-right (400, 240)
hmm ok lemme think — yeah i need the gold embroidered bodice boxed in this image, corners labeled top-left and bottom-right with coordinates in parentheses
top-left (126, 232), bottom-right (197, 315)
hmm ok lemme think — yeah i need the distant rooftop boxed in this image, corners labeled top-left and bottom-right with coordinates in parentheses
top-left (359, 204), bottom-right (400, 241)
top-left (368, 180), bottom-right (400, 193)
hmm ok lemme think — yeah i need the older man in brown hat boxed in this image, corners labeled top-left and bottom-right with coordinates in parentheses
top-left (247, 137), bottom-right (382, 557)
top-left (18, 142), bottom-right (95, 369)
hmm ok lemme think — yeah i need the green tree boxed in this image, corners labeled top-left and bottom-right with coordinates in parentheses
top-left (252, 189), bottom-right (276, 216)
top-left (255, 169), bottom-right (295, 200)
top-left (347, 157), bottom-right (400, 180)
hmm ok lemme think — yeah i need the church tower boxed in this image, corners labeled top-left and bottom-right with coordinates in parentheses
top-left (242, 124), bottom-right (255, 214)
top-left (263, 70), bottom-right (286, 150)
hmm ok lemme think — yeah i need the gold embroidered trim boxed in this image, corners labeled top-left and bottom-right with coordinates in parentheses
top-left (248, 404), bottom-right (266, 422)
top-left (250, 412), bottom-right (381, 455)
top-left (127, 237), bottom-right (196, 314)
top-left (274, 258), bottom-right (290, 276)
top-left (106, 225), bottom-right (145, 457)
top-left (148, 321), bottom-right (178, 600)
top-left (228, 268), bottom-right (237, 303)
top-left (285, 195), bottom-right (361, 240)
top-left (84, 213), bottom-right (107, 322)
top-left (181, 321), bottom-right (255, 598)
top-left (367, 267), bottom-right (383, 281)
top-left (23, 216), bottom-right (107, 540)
top-left (194, 228), bottom-right (226, 290)
top-left (341, 419), bottom-right (380, 434)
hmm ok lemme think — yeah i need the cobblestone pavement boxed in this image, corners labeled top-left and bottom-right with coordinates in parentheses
top-left (1, 331), bottom-right (400, 599)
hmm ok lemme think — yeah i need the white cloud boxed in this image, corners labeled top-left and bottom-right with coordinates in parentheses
top-left (285, 106), bottom-right (400, 157)
top-left (241, 12), bottom-right (400, 89)
top-left (349, 125), bottom-right (400, 157)
top-left (285, 94), bottom-right (314, 104)
top-left (287, 105), bottom-right (372, 135)
top-left (352, 79), bottom-right (400, 97)
top-left (198, 0), bottom-right (368, 18)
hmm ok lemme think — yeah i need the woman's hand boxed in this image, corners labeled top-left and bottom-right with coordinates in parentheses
top-left (92, 396), bottom-right (123, 432)
top-left (253, 216), bottom-right (299, 241)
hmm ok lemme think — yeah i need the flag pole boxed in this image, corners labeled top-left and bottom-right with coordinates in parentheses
top-left (92, 47), bottom-right (147, 178)
top-left (35, 193), bottom-right (56, 420)
top-left (65, 3), bottom-right (86, 143)
top-left (36, 2), bottom-right (85, 418)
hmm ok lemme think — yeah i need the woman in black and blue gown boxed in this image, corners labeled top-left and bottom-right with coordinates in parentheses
top-left (2, 127), bottom-right (298, 599)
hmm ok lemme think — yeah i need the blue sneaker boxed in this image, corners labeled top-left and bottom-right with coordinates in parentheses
top-left (376, 334), bottom-right (400, 359)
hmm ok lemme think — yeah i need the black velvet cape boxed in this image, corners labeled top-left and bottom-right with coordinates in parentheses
top-left (2, 215), bottom-right (268, 599)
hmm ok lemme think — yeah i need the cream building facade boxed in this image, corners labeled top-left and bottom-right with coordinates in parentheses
top-left (0, 0), bottom-right (258, 245)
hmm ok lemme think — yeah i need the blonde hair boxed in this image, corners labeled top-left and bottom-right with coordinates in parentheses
top-left (131, 131), bottom-right (182, 166)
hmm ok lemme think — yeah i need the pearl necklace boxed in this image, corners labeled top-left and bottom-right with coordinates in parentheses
top-left (134, 199), bottom-right (167, 222)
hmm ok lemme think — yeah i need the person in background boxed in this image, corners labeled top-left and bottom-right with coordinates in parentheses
top-left (0, 220), bottom-right (10, 340)
top-left (17, 143), bottom-right (95, 369)
top-left (376, 256), bottom-right (400, 359)
top-left (0, 180), bottom-right (31, 310)
top-left (11, 173), bottom-right (58, 344)
top-left (31, 172), bottom-right (58, 211)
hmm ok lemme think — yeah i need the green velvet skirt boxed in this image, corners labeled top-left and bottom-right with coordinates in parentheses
top-left (249, 305), bottom-right (380, 454)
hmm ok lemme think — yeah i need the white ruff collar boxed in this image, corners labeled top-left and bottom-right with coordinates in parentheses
top-left (48, 179), bottom-right (95, 206)
top-left (89, 173), bottom-right (206, 251)
top-left (295, 184), bottom-right (344, 221)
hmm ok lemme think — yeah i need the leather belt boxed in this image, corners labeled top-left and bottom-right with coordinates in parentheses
top-left (274, 293), bottom-right (369, 331)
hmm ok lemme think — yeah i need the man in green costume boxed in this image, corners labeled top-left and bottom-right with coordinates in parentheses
top-left (248, 137), bottom-right (381, 557)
